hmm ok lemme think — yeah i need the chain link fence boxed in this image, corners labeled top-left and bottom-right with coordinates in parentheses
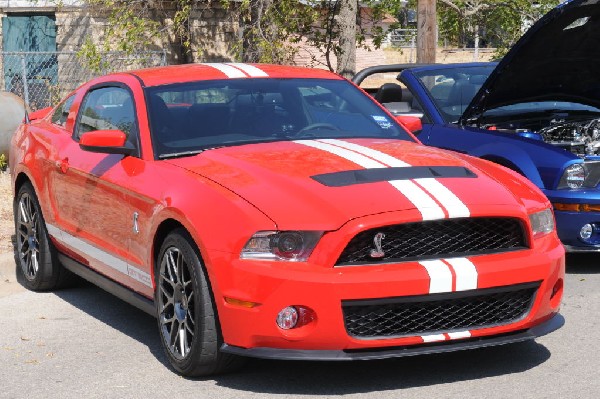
top-left (0, 51), bottom-right (167, 110)
top-left (389, 29), bottom-right (417, 48)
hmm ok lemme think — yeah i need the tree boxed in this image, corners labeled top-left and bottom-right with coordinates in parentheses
top-left (235, 0), bottom-right (389, 77)
top-left (437, 0), bottom-right (560, 57)
top-left (42, 0), bottom-right (395, 75)
top-left (417, 0), bottom-right (437, 63)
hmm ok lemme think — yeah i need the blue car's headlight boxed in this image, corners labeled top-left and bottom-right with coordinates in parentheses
top-left (558, 163), bottom-right (587, 189)
top-left (558, 162), bottom-right (600, 189)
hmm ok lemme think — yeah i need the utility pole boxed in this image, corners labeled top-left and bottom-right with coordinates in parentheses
top-left (417, 0), bottom-right (436, 63)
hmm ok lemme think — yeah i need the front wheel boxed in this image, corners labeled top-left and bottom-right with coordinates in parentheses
top-left (14, 183), bottom-right (71, 290)
top-left (155, 229), bottom-right (244, 377)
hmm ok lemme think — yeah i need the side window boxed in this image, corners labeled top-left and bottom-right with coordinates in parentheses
top-left (51, 95), bottom-right (75, 128)
top-left (75, 86), bottom-right (136, 141)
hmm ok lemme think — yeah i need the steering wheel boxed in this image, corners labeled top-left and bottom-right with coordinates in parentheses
top-left (295, 123), bottom-right (340, 138)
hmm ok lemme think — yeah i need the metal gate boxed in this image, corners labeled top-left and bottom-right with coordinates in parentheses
top-left (1, 50), bottom-right (167, 110)
top-left (2, 14), bottom-right (58, 109)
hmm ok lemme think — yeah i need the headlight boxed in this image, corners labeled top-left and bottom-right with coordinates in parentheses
top-left (529, 209), bottom-right (555, 238)
top-left (558, 163), bottom-right (587, 189)
top-left (240, 231), bottom-right (323, 261)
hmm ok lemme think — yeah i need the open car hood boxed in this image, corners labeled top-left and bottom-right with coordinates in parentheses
top-left (460, 0), bottom-right (600, 124)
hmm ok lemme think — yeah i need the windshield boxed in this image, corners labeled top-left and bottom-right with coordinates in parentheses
top-left (145, 78), bottom-right (413, 158)
top-left (414, 65), bottom-right (494, 123)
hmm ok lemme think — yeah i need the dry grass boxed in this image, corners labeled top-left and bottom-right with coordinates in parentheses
top-left (0, 172), bottom-right (14, 254)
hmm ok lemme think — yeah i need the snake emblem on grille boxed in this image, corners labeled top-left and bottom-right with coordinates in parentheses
top-left (369, 232), bottom-right (386, 259)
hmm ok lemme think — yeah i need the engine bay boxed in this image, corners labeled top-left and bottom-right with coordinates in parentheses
top-left (479, 113), bottom-right (600, 157)
top-left (539, 118), bottom-right (600, 156)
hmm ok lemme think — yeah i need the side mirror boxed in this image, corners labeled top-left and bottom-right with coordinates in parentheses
top-left (396, 115), bottom-right (423, 134)
top-left (26, 107), bottom-right (53, 123)
top-left (79, 130), bottom-right (135, 155)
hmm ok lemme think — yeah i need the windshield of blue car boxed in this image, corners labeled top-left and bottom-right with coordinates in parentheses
top-left (144, 78), bottom-right (413, 158)
top-left (414, 65), bottom-right (495, 123)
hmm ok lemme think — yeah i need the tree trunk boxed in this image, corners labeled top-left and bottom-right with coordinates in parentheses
top-left (335, 0), bottom-right (357, 78)
top-left (174, 0), bottom-right (194, 64)
top-left (473, 23), bottom-right (480, 61)
top-left (417, 0), bottom-right (436, 63)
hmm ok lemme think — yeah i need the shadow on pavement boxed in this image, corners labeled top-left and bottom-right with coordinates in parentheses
top-left (566, 253), bottom-right (600, 274)
top-left (53, 281), bottom-right (169, 369)
top-left (211, 341), bottom-right (550, 394)
top-left (49, 280), bottom-right (552, 394)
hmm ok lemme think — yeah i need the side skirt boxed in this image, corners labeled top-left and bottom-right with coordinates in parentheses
top-left (58, 253), bottom-right (156, 317)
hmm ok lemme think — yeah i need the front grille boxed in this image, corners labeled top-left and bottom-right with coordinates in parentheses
top-left (342, 282), bottom-right (539, 339)
top-left (336, 217), bottom-right (527, 265)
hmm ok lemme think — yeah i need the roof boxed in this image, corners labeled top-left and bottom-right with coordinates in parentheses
top-left (123, 63), bottom-right (343, 87)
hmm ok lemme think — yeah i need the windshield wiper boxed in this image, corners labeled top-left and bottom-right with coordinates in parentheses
top-left (158, 149), bottom-right (206, 159)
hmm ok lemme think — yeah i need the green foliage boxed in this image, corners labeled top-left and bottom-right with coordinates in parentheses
top-left (436, 0), bottom-right (560, 56)
top-left (77, 37), bottom-right (110, 74)
top-left (226, 0), bottom-right (397, 72)
top-left (0, 154), bottom-right (7, 172)
top-left (47, 0), bottom-right (195, 66)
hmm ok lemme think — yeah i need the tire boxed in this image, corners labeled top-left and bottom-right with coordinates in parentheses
top-left (14, 183), bottom-right (71, 291)
top-left (155, 228), bottom-right (245, 377)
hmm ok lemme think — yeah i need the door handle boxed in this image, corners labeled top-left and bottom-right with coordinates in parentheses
top-left (56, 157), bottom-right (69, 173)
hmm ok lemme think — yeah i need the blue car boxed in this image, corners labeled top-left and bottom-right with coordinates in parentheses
top-left (353, 0), bottom-right (600, 251)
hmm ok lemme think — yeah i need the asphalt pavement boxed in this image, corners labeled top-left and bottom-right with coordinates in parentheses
top-left (1, 251), bottom-right (599, 399)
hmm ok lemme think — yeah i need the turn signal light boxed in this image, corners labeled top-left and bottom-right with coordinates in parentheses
top-left (553, 203), bottom-right (600, 213)
top-left (224, 297), bottom-right (260, 308)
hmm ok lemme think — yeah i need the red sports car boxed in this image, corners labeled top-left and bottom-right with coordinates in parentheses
top-left (10, 63), bottom-right (564, 376)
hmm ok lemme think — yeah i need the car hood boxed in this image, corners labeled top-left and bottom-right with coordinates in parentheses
top-left (164, 139), bottom-right (531, 230)
top-left (460, 0), bottom-right (600, 123)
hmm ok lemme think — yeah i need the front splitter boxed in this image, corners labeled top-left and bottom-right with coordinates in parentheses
top-left (221, 313), bottom-right (564, 361)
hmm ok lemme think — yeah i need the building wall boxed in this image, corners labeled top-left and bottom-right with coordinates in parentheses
top-left (2, 2), bottom-right (494, 74)
top-left (0, 1), bottom-right (239, 62)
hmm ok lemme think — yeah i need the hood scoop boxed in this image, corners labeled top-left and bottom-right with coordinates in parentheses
top-left (311, 166), bottom-right (477, 187)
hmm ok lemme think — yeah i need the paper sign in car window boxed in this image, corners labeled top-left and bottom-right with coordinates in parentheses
top-left (372, 115), bottom-right (392, 129)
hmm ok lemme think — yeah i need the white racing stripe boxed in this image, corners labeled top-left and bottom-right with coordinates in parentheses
top-left (296, 140), bottom-right (445, 219)
top-left (319, 139), bottom-right (470, 218)
top-left (421, 331), bottom-right (472, 343)
top-left (388, 180), bottom-right (445, 220)
top-left (46, 224), bottom-right (152, 288)
top-left (320, 139), bottom-right (410, 167)
top-left (414, 178), bottom-right (470, 218)
top-left (296, 139), bottom-right (479, 341)
top-left (445, 257), bottom-right (478, 291)
top-left (420, 260), bottom-right (453, 293)
top-left (421, 334), bottom-right (446, 343)
top-left (447, 331), bottom-right (472, 340)
top-left (419, 258), bottom-right (478, 294)
top-left (203, 63), bottom-right (247, 78)
top-left (227, 63), bottom-right (269, 77)
top-left (295, 139), bottom-right (387, 169)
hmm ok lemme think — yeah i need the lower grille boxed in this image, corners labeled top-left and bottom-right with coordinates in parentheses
top-left (342, 282), bottom-right (539, 339)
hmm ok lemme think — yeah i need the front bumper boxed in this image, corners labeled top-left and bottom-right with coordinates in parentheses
top-left (554, 210), bottom-right (600, 251)
top-left (221, 312), bottom-right (564, 361)
top-left (207, 216), bottom-right (565, 354)
top-left (547, 189), bottom-right (600, 251)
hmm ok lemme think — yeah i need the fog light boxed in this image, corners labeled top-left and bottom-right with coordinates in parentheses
top-left (276, 306), bottom-right (298, 330)
top-left (580, 224), bottom-right (593, 240)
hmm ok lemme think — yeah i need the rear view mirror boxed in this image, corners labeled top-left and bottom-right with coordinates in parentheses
top-left (396, 115), bottom-right (423, 134)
